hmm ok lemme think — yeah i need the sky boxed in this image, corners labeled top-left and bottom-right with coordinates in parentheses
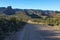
top-left (0, 0), bottom-right (60, 11)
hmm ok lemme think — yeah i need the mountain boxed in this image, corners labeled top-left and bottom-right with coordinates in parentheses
top-left (0, 7), bottom-right (6, 12)
top-left (0, 6), bottom-right (60, 18)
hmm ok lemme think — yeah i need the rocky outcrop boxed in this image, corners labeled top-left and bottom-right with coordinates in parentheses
top-left (3, 6), bottom-right (15, 15)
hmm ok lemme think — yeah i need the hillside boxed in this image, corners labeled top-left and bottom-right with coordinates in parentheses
top-left (0, 6), bottom-right (60, 25)
top-left (0, 6), bottom-right (60, 16)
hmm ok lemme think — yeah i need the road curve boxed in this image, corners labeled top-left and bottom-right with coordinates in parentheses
top-left (5, 23), bottom-right (60, 40)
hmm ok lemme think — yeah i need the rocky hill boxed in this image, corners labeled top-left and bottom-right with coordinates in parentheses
top-left (0, 6), bottom-right (60, 18)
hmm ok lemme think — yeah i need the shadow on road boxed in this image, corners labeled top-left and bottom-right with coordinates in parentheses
top-left (26, 23), bottom-right (60, 40)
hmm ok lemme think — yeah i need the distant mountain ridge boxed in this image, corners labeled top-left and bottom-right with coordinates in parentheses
top-left (0, 6), bottom-right (60, 18)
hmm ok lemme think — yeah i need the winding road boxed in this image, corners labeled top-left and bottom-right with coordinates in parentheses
top-left (5, 23), bottom-right (60, 40)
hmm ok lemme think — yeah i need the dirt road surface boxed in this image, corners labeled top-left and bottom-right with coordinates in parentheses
top-left (5, 23), bottom-right (60, 40)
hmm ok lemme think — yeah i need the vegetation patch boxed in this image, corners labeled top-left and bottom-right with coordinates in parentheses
top-left (0, 15), bottom-right (26, 40)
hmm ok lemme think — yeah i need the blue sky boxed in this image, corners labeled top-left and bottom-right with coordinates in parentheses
top-left (0, 0), bottom-right (60, 11)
